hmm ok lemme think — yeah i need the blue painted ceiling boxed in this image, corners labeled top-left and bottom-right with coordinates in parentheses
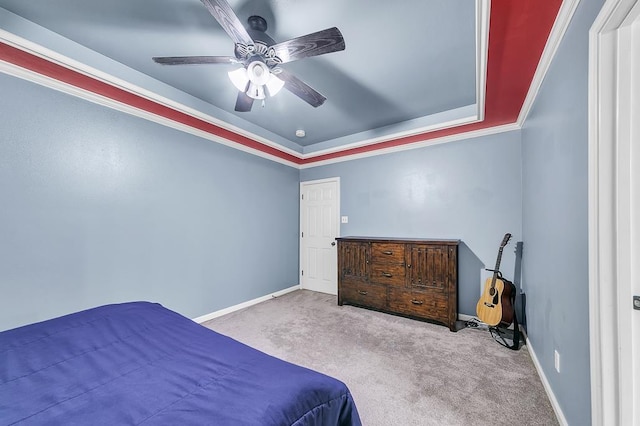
top-left (0, 0), bottom-right (477, 151)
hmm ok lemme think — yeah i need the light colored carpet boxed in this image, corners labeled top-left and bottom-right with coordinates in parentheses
top-left (203, 290), bottom-right (558, 426)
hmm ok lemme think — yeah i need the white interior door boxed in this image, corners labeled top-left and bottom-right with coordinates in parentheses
top-left (625, 8), bottom-right (640, 423)
top-left (300, 178), bottom-right (340, 295)
top-left (612, 6), bottom-right (640, 424)
top-left (589, 1), bottom-right (640, 424)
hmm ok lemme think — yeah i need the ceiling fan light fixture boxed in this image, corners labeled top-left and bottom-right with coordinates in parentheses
top-left (246, 61), bottom-right (270, 86)
top-left (265, 74), bottom-right (285, 96)
top-left (228, 67), bottom-right (249, 92)
top-left (246, 82), bottom-right (266, 100)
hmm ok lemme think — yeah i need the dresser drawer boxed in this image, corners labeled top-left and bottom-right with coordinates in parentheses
top-left (340, 282), bottom-right (387, 310)
top-left (369, 263), bottom-right (405, 286)
top-left (371, 242), bottom-right (405, 264)
top-left (387, 288), bottom-right (448, 320)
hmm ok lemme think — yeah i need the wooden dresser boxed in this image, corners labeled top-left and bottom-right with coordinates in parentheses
top-left (337, 237), bottom-right (459, 331)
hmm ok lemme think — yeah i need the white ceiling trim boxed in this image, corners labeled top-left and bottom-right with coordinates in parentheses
top-left (517, 0), bottom-right (582, 125)
top-left (0, 28), bottom-right (304, 159)
top-left (300, 0), bottom-right (491, 159)
top-left (0, 58), bottom-right (300, 168)
top-left (299, 122), bottom-right (522, 169)
top-left (299, 110), bottom-right (479, 159)
top-left (476, 0), bottom-right (491, 122)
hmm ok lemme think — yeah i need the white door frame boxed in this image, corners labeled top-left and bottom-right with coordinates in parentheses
top-left (299, 177), bottom-right (341, 292)
top-left (589, 0), bottom-right (639, 424)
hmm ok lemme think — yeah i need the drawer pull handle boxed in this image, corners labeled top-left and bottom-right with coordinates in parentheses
top-left (382, 250), bottom-right (393, 255)
top-left (358, 290), bottom-right (368, 296)
top-left (411, 299), bottom-right (424, 305)
top-left (381, 272), bottom-right (392, 278)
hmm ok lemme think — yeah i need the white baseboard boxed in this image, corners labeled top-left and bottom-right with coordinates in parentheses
top-left (522, 330), bottom-right (568, 426)
top-left (458, 313), bottom-right (479, 322)
top-left (459, 315), bottom-right (566, 424)
top-left (192, 284), bottom-right (301, 324)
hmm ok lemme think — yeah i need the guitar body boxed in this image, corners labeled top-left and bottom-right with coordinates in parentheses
top-left (476, 233), bottom-right (515, 327)
top-left (476, 276), bottom-right (515, 326)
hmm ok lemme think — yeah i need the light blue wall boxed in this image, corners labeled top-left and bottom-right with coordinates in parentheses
top-left (0, 0), bottom-right (604, 420)
top-left (0, 73), bottom-right (300, 332)
top-left (521, 0), bottom-right (603, 424)
top-left (301, 132), bottom-right (523, 316)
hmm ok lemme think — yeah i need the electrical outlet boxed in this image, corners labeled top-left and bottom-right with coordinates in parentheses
top-left (341, 216), bottom-right (348, 224)
top-left (554, 350), bottom-right (560, 373)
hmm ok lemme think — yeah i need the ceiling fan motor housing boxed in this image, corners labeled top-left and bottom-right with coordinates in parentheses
top-left (247, 15), bottom-right (268, 33)
top-left (235, 16), bottom-right (279, 67)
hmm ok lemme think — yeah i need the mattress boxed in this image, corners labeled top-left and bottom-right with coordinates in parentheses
top-left (0, 302), bottom-right (361, 425)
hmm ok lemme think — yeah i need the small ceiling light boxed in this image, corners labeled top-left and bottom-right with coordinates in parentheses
top-left (295, 129), bottom-right (306, 138)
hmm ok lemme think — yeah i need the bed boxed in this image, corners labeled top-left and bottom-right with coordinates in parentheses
top-left (0, 302), bottom-right (361, 425)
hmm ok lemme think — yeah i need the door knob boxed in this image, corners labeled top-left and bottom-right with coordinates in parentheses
top-left (331, 241), bottom-right (336, 246)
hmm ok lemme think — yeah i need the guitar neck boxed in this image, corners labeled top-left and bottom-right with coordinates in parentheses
top-left (489, 233), bottom-right (512, 290)
top-left (490, 248), bottom-right (505, 288)
top-left (494, 249), bottom-right (504, 274)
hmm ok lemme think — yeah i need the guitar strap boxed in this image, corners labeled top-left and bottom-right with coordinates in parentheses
top-left (489, 280), bottom-right (521, 350)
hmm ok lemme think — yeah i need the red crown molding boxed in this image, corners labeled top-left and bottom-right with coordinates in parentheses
top-left (0, 0), bottom-right (562, 167)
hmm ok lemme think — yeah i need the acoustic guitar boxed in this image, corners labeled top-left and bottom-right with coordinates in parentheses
top-left (476, 233), bottom-right (515, 327)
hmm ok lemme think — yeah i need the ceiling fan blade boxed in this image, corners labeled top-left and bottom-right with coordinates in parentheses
top-left (234, 91), bottom-right (254, 112)
top-left (153, 56), bottom-right (238, 65)
top-left (200, 0), bottom-right (254, 46)
top-left (269, 27), bottom-right (345, 64)
top-left (275, 69), bottom-right (326, 108)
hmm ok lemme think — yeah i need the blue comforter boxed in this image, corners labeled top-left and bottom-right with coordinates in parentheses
top-left (0, 302), bottom-right (361, 425)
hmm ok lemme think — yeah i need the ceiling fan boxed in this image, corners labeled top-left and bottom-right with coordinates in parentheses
top-left (152, 0), bottom-right (345, 112)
